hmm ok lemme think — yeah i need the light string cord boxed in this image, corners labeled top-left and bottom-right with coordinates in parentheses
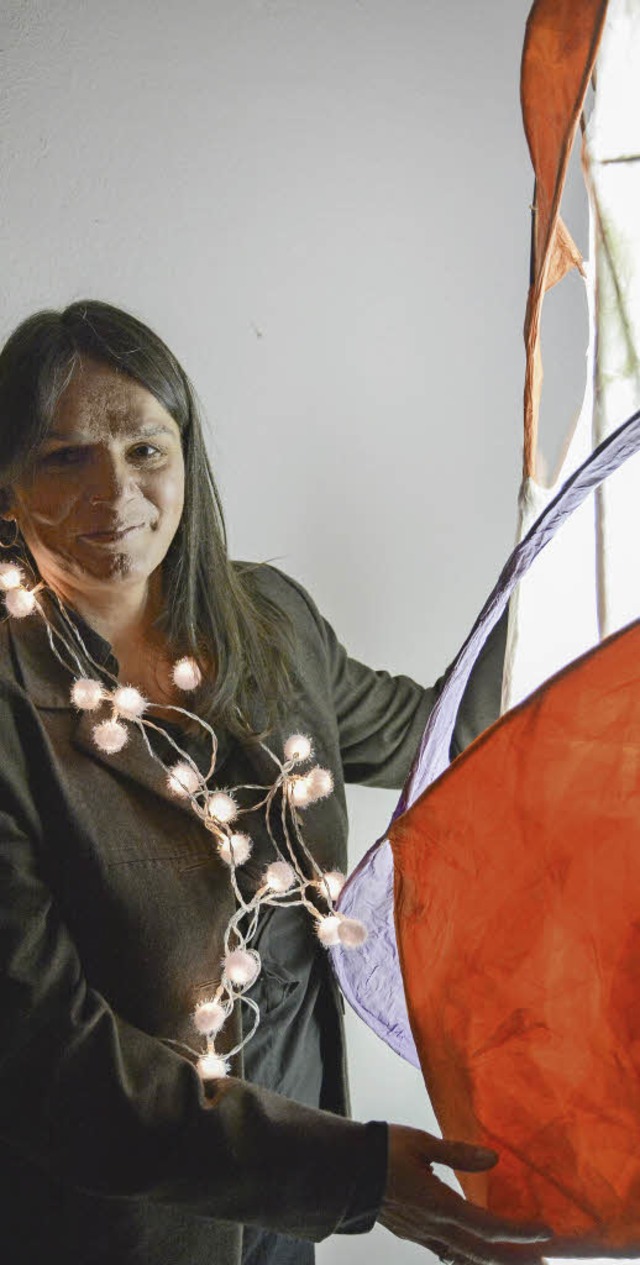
top-left (50, 588), bottom-right (223, 781)
top-left (50, 589), bottom-right (122, 687)
top-left (40, 606), bottom-right (92, 680)
top-left (0, 566), bottom-right (367, 1079)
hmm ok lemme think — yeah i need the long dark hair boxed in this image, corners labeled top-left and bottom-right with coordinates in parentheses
top-left (0, 300), bottom-right (293, 737)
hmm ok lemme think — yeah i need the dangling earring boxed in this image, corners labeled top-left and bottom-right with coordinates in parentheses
top-left (0, 518), bottom-right (20, 549)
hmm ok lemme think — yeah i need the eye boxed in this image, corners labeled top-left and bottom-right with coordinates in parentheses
top-left (128, 443), bottom-right (163, 462)
top-left (39, 446), bottom-right (88, 468)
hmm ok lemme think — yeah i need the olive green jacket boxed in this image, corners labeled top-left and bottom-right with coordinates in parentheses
top-left (0, 566), bottom-right (504, 1264)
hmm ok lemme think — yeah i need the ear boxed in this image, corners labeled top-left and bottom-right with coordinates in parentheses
top-left (0, 488), bottom-right (15, 519)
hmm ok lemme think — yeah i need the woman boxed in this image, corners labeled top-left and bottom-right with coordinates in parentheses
top-left (0, 301), bottom-right (546, 1264)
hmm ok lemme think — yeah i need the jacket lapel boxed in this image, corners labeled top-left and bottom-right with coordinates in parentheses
top-left (71, 708), bottom-right (206, 819)
top-left (8, 604), bottom-right (233, 818)
top-left (7, 601), bottom-right (302, 845)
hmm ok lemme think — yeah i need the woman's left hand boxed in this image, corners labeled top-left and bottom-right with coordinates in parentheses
top-left (378, 1124), bottom-right (552, 1264)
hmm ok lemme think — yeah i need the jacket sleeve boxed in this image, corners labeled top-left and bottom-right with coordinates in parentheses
top-left (267, 568), bottom-right (507, 787)
top-left (256, 572), bottom-right (505, 1232)
top-left (0, 681), bottom-right (391, 1242)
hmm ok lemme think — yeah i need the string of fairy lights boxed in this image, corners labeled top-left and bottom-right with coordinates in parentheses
top-left (0, 560), bottom-right (367, 1081)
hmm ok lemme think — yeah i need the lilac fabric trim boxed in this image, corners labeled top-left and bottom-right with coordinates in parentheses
top-left (333, 408), bottom-right (640, 1066)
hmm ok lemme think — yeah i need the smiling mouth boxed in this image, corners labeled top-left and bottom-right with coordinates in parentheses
top-left (79, 523), bottom-right (145, 545)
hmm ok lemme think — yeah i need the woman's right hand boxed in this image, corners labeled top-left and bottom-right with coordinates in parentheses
top-left (377, 1125), bottom-right (552, 1264)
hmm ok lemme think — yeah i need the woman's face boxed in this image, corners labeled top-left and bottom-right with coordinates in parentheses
top-left (9, 357), bottom-right (185, 601)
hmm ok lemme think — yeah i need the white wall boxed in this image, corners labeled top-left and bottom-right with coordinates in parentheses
top-left (1, 2), bottom-right (575, 1260)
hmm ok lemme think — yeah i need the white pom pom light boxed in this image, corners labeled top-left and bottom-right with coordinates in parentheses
top-left (317, 915), bottom-right (342, 947)
top-left (197, 1052), bottom-right (229, 1080)
top-left (307, 767), bottom-right (334, 801)
top-left (113, 685), bottom-right (147, 718)
top-left (167, 761), bottom-right (201, 797)
top-left (193, 1000), bottom-right (227, 1035)
top-left (0, 563), bottom-right (24, 591)
top-left (218, 834), bottom-right (252, 867)
top-left (71, 678), bottom-right (104, 711)
top-left (93, 718), bottom-right (129, 754)
top-left (283, 733), bottom-right (313, 764)
top-left (172, 657), bottom-right (202, 691)
top-left (337, 917), bottom-right (368, 948)
top-left (290, 766), bottom-right (334, 809)
top-left (316, 913), bottom-right (367, 949)
top-left (321, 870), bottom-right (346, 902)
top-left (223, 948), bottom-right (260, 988)
top-left (206, 791), bottom-right (237, 825)
top-left (4, 587), bottom-right (36, 618)
top-left (264, 861), bottom-right (296, 893)
top-left (290, 777), bottom-right (312, 808)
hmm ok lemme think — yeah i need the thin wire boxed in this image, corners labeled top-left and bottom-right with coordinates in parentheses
top-left (3, 585), bottom-right (364, 1074)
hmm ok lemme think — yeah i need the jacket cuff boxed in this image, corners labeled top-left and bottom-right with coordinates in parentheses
top-left (335, 1120), bottom-right (388, 1235)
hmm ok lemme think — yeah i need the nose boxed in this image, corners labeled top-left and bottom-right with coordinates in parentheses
top-left (86, 450), bottom-right (134, 510)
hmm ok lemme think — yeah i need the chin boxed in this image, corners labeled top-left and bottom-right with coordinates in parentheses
top-left (93, 554), bottom-right (159, 585)
top-left (54, 550), bottom-right (156, 590)
top-left (33, 535), bottom-right (172, 595)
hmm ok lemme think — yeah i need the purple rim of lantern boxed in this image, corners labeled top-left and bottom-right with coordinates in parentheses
top-left (333, 407), bottom-right (640, 1066)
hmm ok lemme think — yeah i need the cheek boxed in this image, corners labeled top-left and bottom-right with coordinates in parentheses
top-left (156, 467), bottom-right (185, 531)
top-left (15, 479), bottom-right (80, 530)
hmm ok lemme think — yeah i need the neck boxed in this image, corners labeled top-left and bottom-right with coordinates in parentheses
top-left (49, 573), bottom-right (164, 658)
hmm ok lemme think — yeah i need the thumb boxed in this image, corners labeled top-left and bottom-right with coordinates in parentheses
top-left (424, 1136), bottom-right (499, 1172)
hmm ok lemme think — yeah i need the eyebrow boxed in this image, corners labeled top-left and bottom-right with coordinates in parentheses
top-left (45, 422), bottom-right (177, 442)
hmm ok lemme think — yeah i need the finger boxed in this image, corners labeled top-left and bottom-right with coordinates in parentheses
top-left (440, 1224), bottom-right (549, 1265)
top-left (450, 1249), bottom-right (546, 1265)
top-left (399, 1217), bottom-right (547, 1265)
top-left (400, 1221), bottom-right (547, 1265)
top-left (424, 1137), bottom-right (499, 1173)
top-left (424, 1180), bottom-right (551, 1244)
top-left (434, 1243), bottom-right (547, 1265)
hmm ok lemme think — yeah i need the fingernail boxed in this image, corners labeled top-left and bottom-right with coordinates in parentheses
top-left (475, 1147), bottom-right (497, 1160)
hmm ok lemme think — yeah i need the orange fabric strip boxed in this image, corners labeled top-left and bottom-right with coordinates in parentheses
top-left (521, 0), bottom-right (608, 477)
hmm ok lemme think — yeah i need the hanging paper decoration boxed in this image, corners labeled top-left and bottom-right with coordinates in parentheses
top-left (503, 0), bottom-right (608, 712)
top-left (385, 414), bottom-right (640, 1248)
top-left (335, 407), bottom-right (640, 1073)
top-left (335, 0), bottom-right (640, 1247)
top-left (504, 0), bottom-right (640, 711)
top-left (335, 406), bottom-right (640, 1248)
top-left (520, 0), bottom-right (608, 479)
top-left (335, 0), bottom-right (620, 1069)
top-left (391, 608), bottom-right (640, 1250)
top-left (587, 0), bottom-right (640, 638)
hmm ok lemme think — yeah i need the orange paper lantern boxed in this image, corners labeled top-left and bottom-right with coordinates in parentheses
top-left (391, 619), bottom-right (640, 1251)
